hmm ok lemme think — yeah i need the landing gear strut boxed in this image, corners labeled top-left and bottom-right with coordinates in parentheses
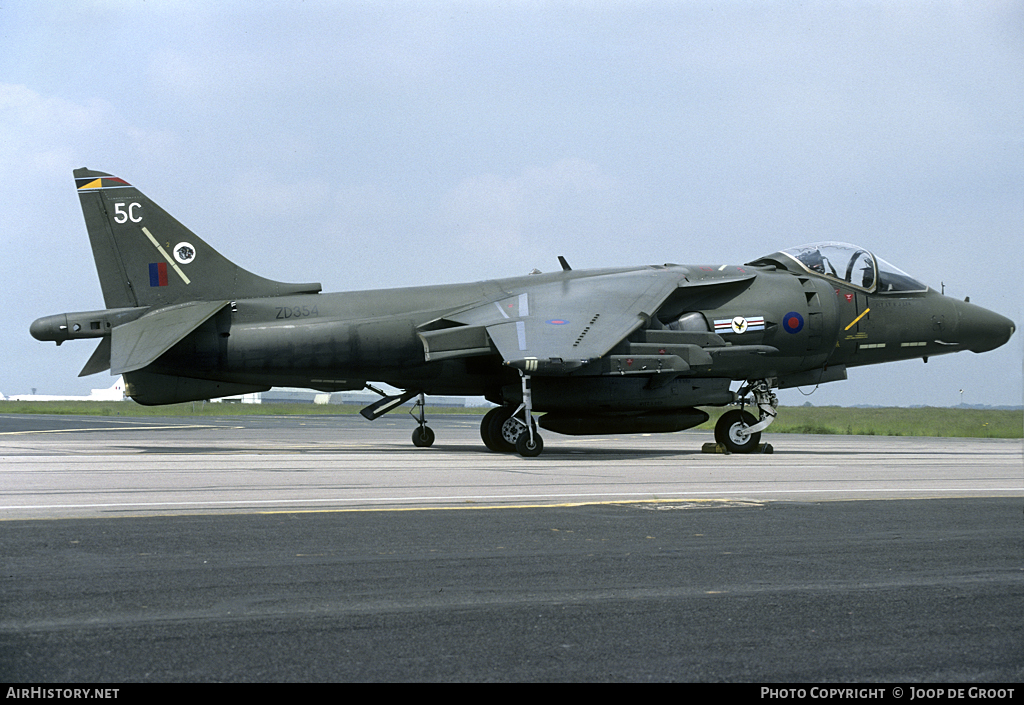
top-left (479, 372), bottom-right (544, 457)
top-left (714, 378), bottom-right (778, 453)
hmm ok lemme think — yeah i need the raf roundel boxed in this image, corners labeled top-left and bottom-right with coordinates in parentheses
top-left (783, 311), bottom-right (804, 334)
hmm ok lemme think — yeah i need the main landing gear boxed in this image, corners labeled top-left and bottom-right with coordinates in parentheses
top-left (714, 379), bottom-right (778, 453)
top-left (479, 372), bottom-right (544, 457)
top-left (360, 379), bottom-right (544, 456)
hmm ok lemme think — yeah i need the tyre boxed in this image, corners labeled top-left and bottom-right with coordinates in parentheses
top-left (714, 409), bottom-right (760, 453)
top-left (482, 407), bottom-right (517, 452)
top-left (411, 425), bottom-right (435, 448)
top-left (480, 407), bottom-right (509, 451)
top-left (515, 431), bottom-right (543, 458)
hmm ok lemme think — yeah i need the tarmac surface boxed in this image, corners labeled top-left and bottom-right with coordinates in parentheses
top-left (1, 413), bottom-right (1022, 682)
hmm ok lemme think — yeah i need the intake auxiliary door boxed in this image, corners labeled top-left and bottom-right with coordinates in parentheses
top-left (798, 275), bottom-right (841, 367)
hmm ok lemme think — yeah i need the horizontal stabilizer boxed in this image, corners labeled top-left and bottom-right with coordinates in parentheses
top-left (111, 300), bottom-right (229, 375)
top-left (79, 337), bottom-right (112, 377)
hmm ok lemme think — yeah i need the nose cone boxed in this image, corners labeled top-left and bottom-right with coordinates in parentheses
top-left (952, 300), bottom-right (1015, 353)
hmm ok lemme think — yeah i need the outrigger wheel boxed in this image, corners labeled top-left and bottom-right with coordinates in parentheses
top-left (410, 392), bottom-right (434, 448)
top-left (714, 409), bottom-right (761, 453)
top-left (412, 425), bottom-right (435, 448)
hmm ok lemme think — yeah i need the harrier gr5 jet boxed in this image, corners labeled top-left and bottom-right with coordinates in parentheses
top-left (31, 169), bottom-right (1016, 457)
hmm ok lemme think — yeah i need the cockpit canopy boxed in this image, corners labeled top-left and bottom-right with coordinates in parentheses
top-left (749, 242), bottom-right (929, 294)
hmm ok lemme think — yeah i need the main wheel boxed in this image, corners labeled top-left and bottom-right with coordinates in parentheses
top-left (500, 414), bottom-right (536, 449)
top-left (515, 431), bottom-right (543, 458)
top-left (481, 407), bottom-right (516, 452)
top-left (715, 409), bottom-right (760, 453)
top-left (412, 425), bottom-right (435, 448)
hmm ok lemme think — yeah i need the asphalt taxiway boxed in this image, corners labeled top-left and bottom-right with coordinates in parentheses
top-left (1, 414), bottom-right (1020, 518)
top-left (1, 414), bottom-right (1021, 681)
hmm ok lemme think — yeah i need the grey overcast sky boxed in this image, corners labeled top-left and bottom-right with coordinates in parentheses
top-left (1, 1), bottom-right (1021, 407)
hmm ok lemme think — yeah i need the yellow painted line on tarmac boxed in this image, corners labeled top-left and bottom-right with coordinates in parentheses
top-left (6, 490), bottom-right (1023, 522)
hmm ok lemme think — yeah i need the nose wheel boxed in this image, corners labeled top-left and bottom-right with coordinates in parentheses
top-left (714, 379), bottom-right (778, 453)
top-left (714, 409), bottom-right (761, 453)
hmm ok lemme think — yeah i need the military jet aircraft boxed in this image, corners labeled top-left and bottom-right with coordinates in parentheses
top-left (30, 169), bottom-right (1015, 457)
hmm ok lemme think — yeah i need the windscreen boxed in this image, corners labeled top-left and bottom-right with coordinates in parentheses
top-left (773, 242), bottom-right (928, 293)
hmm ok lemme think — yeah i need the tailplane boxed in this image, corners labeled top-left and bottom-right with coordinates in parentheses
top-left (74, 168), bottom-right (321, 308)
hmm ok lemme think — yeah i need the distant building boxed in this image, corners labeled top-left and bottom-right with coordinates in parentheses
top-left (4, 377), bottom-right (125, 402)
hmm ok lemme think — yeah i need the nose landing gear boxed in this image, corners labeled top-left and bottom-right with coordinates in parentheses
top-left (714, 378), bottom-right (778, 453)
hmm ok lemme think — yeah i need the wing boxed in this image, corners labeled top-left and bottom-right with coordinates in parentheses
top-left (419, 268), bottom-right (756, 374)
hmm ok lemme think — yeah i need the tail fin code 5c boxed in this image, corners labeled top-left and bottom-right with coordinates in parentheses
top-left (74, 168), bottom-right (321, 309)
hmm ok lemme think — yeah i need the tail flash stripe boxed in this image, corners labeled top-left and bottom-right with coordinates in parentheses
top-left (76, 177), bottom-right (131, 190)
top-left (149, 262), bottom-right (169, 287)
top-left (141, 227), bottom-right (191, 285)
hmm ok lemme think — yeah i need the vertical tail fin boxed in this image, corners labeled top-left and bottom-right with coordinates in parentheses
top-left (74, 168), bottom-right (321, 308)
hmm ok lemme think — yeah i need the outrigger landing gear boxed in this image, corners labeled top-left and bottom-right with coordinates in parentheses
top-left (479, 372), bottom-right (544, 457)
top-left (714, 378), bottom-right (778, 453)
top-left (360, 386), bottom-right (434, 448)
top-left (409, 392), bottom-right (434, 448)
